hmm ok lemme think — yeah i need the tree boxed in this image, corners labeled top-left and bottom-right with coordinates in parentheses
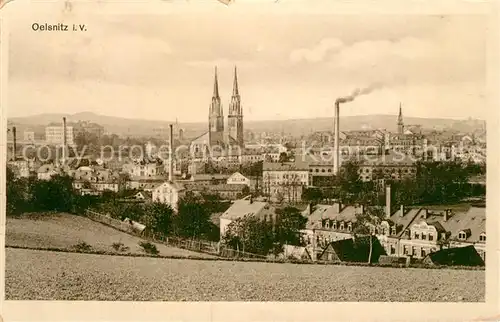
top-left (30, 174), bottom-right (76, 212)
top-left (274, 207), bottom-right (308, 248)
top-left (6, 166), bottom-right (25, 216)
top-left (337, 161), bottom-right (363, 204)
top-left (353, 205), bottom-right (385, 264)
top-left (223, 214), bottom-right (274, 255)
top-left (143, 202), bottom-right (174, 235)
top-left (175, 198), bottom-right (212, 239)
top-left (302, 187), bottom-right (323, 203)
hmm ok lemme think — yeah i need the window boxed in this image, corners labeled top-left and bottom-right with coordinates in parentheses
top-left (327, 169), bottom-right (332, 173)
top-left (421, 248), bottom-right (426, 258)
top-left (347, 224), bottom-right (352, 232)
top-left (422, 234), bottom-right (427, 240)
top-left (429, 234), bottom-right (434, 241)
top-left (340, 223), bottom-right (345, 230)
top-left (458, 232), bottom-right (467, 240)
top-left (390, 245), bottom-right (396, 255)
top-left (479, 234), bottom-right (486, 242)
top-left (414, 232), bottom-right (420, 239)
top-left (391, 227), bottom-right (396, 235)
top-left (332, 222), bottom-right (337, 230)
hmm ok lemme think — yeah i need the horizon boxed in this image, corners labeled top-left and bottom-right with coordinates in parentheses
top-left (7, 110), bottom-right (485, 125)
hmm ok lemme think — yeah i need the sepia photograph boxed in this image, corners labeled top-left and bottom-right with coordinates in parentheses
top-left (1, 0), bottom-right (498, 317)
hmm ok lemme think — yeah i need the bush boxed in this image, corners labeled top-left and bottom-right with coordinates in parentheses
top-left (73, 241), bottom-right (92, 252)
top-left (139, 241), bottom-right (159, 255)
top-left (111, 242), bottom-right (129, 252)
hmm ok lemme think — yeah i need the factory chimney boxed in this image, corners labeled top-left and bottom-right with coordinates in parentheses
top-left (385, 185), bottom-right (391, 219)
top-left (333, 101), bottom-right (340, 176)
top-left (12, 126), bottom-right (17, 161)
top-left (169, 124), bottom-right (174, 182)
top-left (62, 117), bottom-right (67, 165)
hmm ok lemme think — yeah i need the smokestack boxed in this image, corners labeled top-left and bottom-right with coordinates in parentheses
top-left (62, 117), bottom-right (67, 165)
top-left (385, 185), bottom-right (391, 219)
top-left (169, 124), bottom-right (174, 182)
top-left (12, 126), bottom-right (17, 161)
top-left (333, 101), bottom-right (340, 175)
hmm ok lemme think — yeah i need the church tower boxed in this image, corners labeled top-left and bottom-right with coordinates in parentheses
top-left (209, 67), bottom-right (224, 146)
top-left (397, 103), bottom-right (404, 134)
top-left (227, 66), bottom-right (244, 147)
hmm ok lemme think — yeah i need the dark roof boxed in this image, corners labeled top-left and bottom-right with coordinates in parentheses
top-left (318, 236), bottom-right (386, 263)
top-left (424, 245), bottom-right (484, 266)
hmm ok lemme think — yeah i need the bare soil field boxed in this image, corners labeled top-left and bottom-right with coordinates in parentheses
top-left (6, 248), bottom-right (485, 301)
top-left (6, 213), bottom-right (215, 259)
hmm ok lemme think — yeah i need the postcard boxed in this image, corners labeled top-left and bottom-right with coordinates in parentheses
top-left (1, 0), bottom-right (498, 321)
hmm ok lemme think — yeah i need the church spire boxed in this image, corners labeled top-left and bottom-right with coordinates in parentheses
top-left (397, 102), bottom-right (404, 134)
top-left (232, 66), bottom-right (239, 97)
top-left (213, 66), bottom-right (220, 99)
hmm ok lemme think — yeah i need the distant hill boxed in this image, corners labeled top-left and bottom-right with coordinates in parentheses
top-left (8, 112), bottom-right (485, 139)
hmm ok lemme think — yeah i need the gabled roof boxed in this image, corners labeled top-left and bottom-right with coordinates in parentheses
top-left (424, 245), bottom-right (484, 266)
top-left (442, 207), bottom-right (486, 242)
top-left (220, 199), bottom-right (270, 220)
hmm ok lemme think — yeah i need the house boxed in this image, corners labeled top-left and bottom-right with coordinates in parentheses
top-left (422, 245), bottom-right (484, 267)
top-left (227, 172), bottom-right (251, 186)
top-left (317, 236), bottom-right (386, 263)
top-left (358, 152), bottom-right (417, 182)
top-left (227, 172), bottom-right (257, 191)
top-left (219, 197), bottom-right (276, 238)
top-left (301, 203), bottom-right (362, 251)
top-left (123, 160), bottom-right (165, 178)
top-left (262, 161), bottom-right (309, 203)
top-left (37, 164), bottom-right (57, 180)
top-left (185, 173), bottom-right (231, 185)
top-left (152, 181), bottom-right (186, 212)
top-left (126, 176), bottom-right (166, 192)
top-left (376, 205), bottom-right (486, 262)
top-left (184, 183), bottom-right (247, 200)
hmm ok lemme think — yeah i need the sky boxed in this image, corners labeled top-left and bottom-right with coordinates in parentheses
top-left (5, 3), bottom-right (489, 122)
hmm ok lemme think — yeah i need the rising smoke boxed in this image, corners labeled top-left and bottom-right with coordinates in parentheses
top-left (335, 82), bottom-right (383, 104)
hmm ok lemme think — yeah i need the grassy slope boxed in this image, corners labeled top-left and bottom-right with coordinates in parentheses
top-left (6, 248), bottom-right (484, 301)
top-left (6, 213), bottom-right (216, 259)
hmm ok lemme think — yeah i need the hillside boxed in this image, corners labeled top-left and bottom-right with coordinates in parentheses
top-left (8, 112), bottom-right (485, 139)
top-left (6, 213), bottom-right (215, 259)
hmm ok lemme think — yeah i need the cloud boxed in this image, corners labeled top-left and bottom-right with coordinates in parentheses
top-left (289, 38), bottom-right (343, 63)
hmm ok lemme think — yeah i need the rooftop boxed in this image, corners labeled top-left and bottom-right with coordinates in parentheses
top-left (220, 199), bottom-right (271, 221)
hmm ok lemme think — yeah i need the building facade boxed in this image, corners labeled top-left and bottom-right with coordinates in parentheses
top-left (45, 125), bottom-right (74, 146)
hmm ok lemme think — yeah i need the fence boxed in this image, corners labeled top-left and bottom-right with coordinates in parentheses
top-left (85, 209), bottom-right (142, 235)
top-left (84, 209), bottom-right (272, 260)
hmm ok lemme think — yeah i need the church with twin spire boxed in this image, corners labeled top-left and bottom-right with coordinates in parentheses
top-left (190, 66), bottom-right (245, 156)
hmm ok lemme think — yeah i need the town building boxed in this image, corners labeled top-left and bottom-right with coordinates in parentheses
top-left (358, 152), bottom-right (418, 182)
top-left (151, 181), bottom-right (186, 212)
top-left (23, 130), bottom-right (35, 142)
top-left (226, 172), bottom-right (252, 188)
top-left (184, 183), bottom-right (247, 200)
top-left (262, 161), bottom-right (310, 203)
top-left (219, 196), bottom-right (276, 238)
top-left (123, 161), bottom-right (165, 178)
top-left (45, 124), bottom-right (74, 146)
top-left (37, 164), bottom-right (58, 180)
